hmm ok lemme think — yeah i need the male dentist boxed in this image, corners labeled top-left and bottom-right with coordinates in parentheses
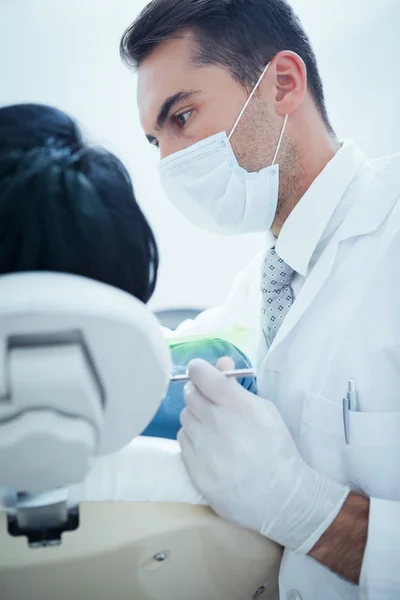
top-left (120, 1), bottom-right (400, 597)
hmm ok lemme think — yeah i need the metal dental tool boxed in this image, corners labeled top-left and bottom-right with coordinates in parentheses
top-left (170, 368), bottom-right (255, 383)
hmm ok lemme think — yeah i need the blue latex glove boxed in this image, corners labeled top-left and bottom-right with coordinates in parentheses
top-left (141, 338), bottom-right (256, 440)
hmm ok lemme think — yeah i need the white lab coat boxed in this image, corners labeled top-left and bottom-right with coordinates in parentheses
top-left (173, 151), bottom-right (400, 599)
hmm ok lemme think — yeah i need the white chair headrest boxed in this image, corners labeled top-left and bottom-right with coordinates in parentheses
top-left (0, 272), bottom-right (171, 493)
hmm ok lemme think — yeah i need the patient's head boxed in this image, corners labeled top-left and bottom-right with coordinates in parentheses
top-left (0, 103), bottom-right (158, 303)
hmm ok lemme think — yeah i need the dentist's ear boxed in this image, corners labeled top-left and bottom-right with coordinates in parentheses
top-left (267, 51), bottom-right (307, 117)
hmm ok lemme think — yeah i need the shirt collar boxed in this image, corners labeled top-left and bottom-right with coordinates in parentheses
top-left (275, 139), bottom-right (366, 276)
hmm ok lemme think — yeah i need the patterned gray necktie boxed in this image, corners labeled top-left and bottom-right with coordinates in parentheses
top-left (261, 247), bottom-right (295, 347)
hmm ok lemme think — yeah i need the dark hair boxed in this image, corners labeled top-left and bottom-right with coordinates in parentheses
top-left (120, 0), bottom-right (332, 130)
top-left (0, 103), bottom-right (158, 303)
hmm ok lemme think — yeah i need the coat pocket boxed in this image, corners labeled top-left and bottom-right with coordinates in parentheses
top-left (300, 392), bottom-right (400, 498)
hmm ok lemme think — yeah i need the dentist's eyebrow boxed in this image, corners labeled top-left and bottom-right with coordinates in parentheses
top-left (145, 90), bottom-right (200, 145)
top-left (157, 90), bottom-right (199, 128)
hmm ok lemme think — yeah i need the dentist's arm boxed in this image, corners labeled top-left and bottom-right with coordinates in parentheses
top-left (178, 359), bottom-right (400, 600)
top-left (178, 358), bottom-right (350, 555)
top-left (312, 495), bottom-right (400, 598)
top-left (179, 358), bottom-right (399, 594)
top-left (180, 359), bottom-right (400, 596)
top-left (309, 492), bottom-right (369, 584)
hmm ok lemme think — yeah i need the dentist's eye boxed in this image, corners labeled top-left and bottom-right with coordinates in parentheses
top-left (172, 110), bottom-right (193, 128)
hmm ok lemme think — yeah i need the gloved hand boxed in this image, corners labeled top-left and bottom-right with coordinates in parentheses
top-left (142, 339), bottom-right (256, 441)
top-left (179, 357), bottom-right (350, 553)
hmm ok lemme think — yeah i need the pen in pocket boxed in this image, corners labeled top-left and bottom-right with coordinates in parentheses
top-left (343, 379), bottom-right (358, 444)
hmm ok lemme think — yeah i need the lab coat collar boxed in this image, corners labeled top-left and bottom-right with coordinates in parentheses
top-left (263, 152), bottom-right (400, 361)
top-left (275, 140), bottom-right (366, 276)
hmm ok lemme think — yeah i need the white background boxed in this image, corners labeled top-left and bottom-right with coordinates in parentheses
top-left (1, 0), bottom-right (399, 311)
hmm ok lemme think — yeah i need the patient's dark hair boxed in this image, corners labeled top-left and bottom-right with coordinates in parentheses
top-left (0, 103), bottom-right (158, 303)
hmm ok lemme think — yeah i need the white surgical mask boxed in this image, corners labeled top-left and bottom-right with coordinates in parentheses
top-left (158, 62), bottom-right (288, 235)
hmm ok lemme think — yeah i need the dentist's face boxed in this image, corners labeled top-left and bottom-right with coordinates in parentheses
top-left (137, 31), bottom-right (280, 173)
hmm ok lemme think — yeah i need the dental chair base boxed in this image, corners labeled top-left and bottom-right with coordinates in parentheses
top-left (0, 502), bottom-right (282, 600)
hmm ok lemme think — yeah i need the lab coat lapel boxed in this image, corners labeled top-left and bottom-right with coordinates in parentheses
top-left (265, 167), bottom-right (400, 359)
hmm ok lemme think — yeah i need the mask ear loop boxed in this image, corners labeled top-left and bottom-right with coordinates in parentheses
top-left (228, 62), bottom-right (271, 141)
top-left (227, 62), bottom-right (289, 167)
top-left (271, 114), bottom-right (289, 166)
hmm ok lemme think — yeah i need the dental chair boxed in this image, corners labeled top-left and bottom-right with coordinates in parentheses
top-left (0, 272), bottom-right (282, 600)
